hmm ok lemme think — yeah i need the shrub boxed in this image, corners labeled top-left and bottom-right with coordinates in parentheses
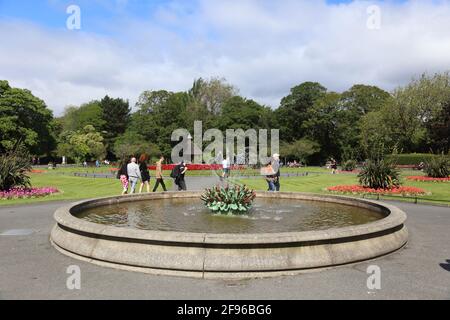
top-left (201, 185), bottom-right (256, 215)
top-left (425, 155), bottom-right (450, 178)
top-left (0, 146), bottom-right (31, 191)
top-left (342, 160), bottom-right (357, 171)
top-left (358, 159), bottom-right (401, 189)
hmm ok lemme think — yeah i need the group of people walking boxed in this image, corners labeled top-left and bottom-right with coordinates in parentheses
top-left (117, 153), bottom-right (283, 195)
top-left (117, 154), bottom-right (169, 195)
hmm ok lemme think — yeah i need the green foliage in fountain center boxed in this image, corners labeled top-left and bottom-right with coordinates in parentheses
top-left (201, 185), bottom-right (256, 215)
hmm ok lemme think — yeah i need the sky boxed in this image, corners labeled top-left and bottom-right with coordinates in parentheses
top-left (1, 0), bottom-right (450, 116)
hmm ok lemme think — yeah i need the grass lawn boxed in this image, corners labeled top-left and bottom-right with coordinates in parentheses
top-left (2, 166), bottom-right (448, 206)
top-left (0, 171), bottom-right (173, 206)
top-left (33, 165), bottom-right (331, 177)
top-left (235, 172), bottom-right (450, 205)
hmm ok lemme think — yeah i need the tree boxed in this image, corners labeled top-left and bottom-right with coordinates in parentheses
top-left (302, 92), bottom-right (341, 161)
top-left (275, 82), bottom-right (327, 142)
top-left (131, 90), bottom-right (188, 157)
top-left (373, 73), bottom-right (450, 153)
top-left (340, 84), bottom-right (391, 115)
top-left (281, 138), bottom-right (321, 164)
top-left (0, 80), bottom-right (55, 155)
top-left (337, 85), bottom-right (392, 159)
top-left (215, 96), bottom-right (273, 131)
top-left (57, 125), bottom-right (106, 163)
top-left (426, 100), bottom-right (450, 153)
top-left (60, 101), bottom-right (105, 132)
top-left (189, 77), bottom-right (237, 115)
top-left (99, 95), bottom-right (131, 158)
top-left (114, 131), bottom-right (161, 160)
top-left (360, 111), bottom-right (395, 159)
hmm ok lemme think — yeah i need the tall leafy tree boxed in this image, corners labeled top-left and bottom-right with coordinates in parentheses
top-left (60, 101), bottom-right (105, 132)
top-left (99, 95), bottom-right (131, 157)
top-left (426, 100), bottom-right (450, 153)
top-left (131, 90), bottom-right (188, 156)
top-left (275, 82), bottom-right (327, 142)
top-left (338, 85), bottom-right (392, 159)
top-left (369, 73), bottom-right (450, 153)
top-left (0, 80), bottom-right (55, 155)
top-left (189, 77), bottom-right (237, 115)
top-left (302, 92), bottom-right (341, 161)
top-left (215, 96), bottom-right (273, 131)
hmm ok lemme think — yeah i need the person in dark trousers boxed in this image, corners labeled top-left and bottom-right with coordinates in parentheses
top-left (138, 153), bottom-right (151, 193)
top-left (173, 161), bottom-right (188, 191)
top-left (153, 155), bottom-right (167, 192)
top-left (330, 157), bottom-right (338, 174)
top-left (272, 153), bottom-right (281, 192)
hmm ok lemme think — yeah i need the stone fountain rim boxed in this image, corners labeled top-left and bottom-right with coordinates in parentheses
top-left (53, 191), bottom-right (407, 245)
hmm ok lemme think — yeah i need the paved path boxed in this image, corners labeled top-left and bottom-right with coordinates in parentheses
top-left (0, 198), bottom-right (449, 300)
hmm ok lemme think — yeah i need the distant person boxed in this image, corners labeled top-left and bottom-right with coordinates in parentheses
top-left (261, 160), bottom-right (276, 192)
top-left (95, 160), bottom-right (100, 168)
top-left (330, 158), bottom-right (338, 174)
top-left (272, 153), bottom-right (281, 192)
top-left (418, 161), bottom-right (425, 171)
top-left (138, 153), bottom-right (151, 193)
top-left (153, 155), bottom-right (168, 192)
top-left (127, 157), bottom-right (141, 194)
top-left (222, 157), bottom-right (230, 180)
top-left (117, 159), bottom-right (129, 195)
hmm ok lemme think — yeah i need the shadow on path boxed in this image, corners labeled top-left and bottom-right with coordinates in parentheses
top-left (439, 260), bottom-right (450, 272)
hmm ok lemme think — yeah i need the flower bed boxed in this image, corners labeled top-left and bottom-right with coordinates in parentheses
top-left (407, 176), bottom-right (450, 182)
top-left (0, 187), bottom-right (59, 200)
top-left (30, 169), bottom-right (45, 174)
top-left (327, 185), bottom-right (427, 196)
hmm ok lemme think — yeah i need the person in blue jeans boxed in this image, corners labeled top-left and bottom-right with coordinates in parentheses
top-left (261, 160), bottom-right (277, 192)
top-left (127, 157), bottom-right (141, 194)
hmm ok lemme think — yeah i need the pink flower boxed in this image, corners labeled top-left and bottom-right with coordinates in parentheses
top-left (0, 187), bottom-right (59, 200)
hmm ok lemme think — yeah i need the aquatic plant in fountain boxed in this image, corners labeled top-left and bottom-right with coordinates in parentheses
top-left (201, 185), bottom-right (256, 215)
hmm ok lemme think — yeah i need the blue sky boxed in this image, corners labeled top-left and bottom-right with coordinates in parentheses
top-left (0, 0), bottom-right (402, 32)
top-left (0, 0), bottom-right (449, 114)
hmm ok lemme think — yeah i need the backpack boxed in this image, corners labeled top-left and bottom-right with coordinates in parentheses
top-left (170, 165), bottom-right (180, 179)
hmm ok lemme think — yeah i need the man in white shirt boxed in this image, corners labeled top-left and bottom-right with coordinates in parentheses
top-left (127, 157), bottom-right (141, 194)
top-left (222, 157), bottom-right (230, 179)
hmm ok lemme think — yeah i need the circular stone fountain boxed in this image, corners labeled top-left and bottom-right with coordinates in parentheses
top-left (50, 192), bottom-right (408, 279)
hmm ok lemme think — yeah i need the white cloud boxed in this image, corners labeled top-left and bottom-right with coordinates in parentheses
top-left (1, 0), bottom-right (450, 116)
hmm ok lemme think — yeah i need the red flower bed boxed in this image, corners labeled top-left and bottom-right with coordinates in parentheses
top-left (327, 185), bottom-right (427, 195)
top-left (30, 169), bottom-right (45, 174)
top-left (0, 187), bottom-right (59, 200)
top-left (407, 176), bottom-right (450, 182)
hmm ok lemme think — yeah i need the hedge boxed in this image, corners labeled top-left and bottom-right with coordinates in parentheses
top-left (386, 153), bottom-right (447, 165)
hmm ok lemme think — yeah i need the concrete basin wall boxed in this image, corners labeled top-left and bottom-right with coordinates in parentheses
top-left (50, 192), bottom-right (408, 278)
